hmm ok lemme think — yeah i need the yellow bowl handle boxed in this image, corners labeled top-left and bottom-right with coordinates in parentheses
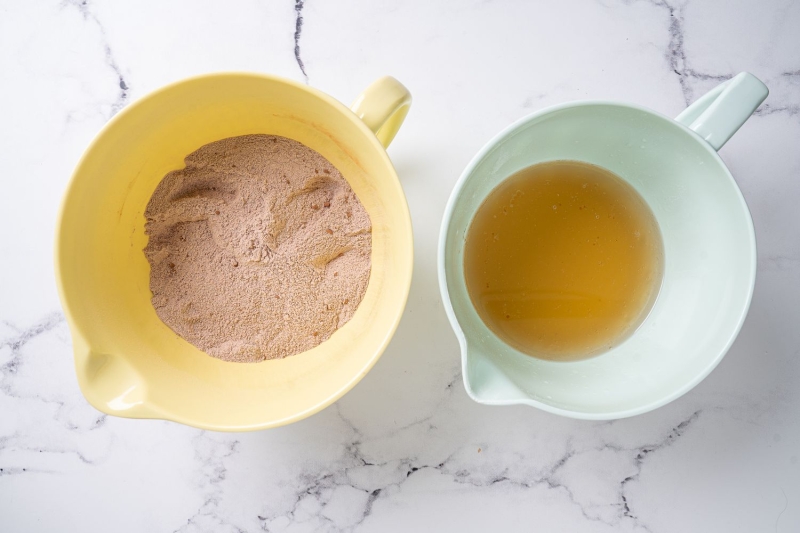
top-left (350, 76), bottom-right (412, 148)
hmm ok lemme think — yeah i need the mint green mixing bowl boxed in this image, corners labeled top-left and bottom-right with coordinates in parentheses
top-left (439, 73), bottom-right (768, 419)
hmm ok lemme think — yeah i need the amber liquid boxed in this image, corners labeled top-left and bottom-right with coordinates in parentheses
top-left (464, 161), bottom-right (664, 361)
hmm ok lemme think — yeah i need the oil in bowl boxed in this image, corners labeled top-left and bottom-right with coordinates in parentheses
top-left (463, 160), bottom-right (664, 361)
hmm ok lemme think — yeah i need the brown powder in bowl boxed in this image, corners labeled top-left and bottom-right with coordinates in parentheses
top-left (143, 134), bottom-right (372, 362)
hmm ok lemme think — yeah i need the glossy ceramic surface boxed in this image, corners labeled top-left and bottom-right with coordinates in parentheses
top-left (55, 73), bottom-right (413, 431)
top-left (440, 73), bottom-right (768, 419)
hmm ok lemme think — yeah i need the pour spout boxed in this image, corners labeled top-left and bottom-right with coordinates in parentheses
top-left (461, 340), bottom-right (531, 405)
top-left (78, 348), bottom-right (160, 419)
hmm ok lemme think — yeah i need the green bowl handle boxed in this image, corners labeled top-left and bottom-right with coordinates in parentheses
top-left (675, 72), bottom-right (768, 151)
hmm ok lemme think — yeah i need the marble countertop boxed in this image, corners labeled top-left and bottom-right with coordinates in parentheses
top-left (2, 0), bottom-right (799, 531)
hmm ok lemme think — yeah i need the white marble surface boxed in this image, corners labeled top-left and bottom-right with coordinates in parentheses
top-left (1, 0), bottom-right (799, 531)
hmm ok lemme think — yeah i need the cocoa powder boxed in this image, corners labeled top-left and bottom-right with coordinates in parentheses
top-left (144, 134), bottom-right (371, 362)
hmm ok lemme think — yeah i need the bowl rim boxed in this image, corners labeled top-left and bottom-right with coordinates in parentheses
top-left (54, 71), bottom-right (414, 431)
top-left (437, 99), bottom-right (757, 420)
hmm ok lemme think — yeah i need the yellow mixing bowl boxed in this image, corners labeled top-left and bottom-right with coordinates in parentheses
top-left (55, 73), bottom-right (413, 431)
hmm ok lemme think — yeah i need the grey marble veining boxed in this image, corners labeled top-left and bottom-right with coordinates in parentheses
top-left (1, 0), bottom-right (799, 531)
top-left (294, 0), bottom-right (308, 83)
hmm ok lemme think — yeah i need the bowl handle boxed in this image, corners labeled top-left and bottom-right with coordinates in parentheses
top-left (675, 72), bottom-right (768, 151)
top-left (350, 76), bottom-right (412, 148)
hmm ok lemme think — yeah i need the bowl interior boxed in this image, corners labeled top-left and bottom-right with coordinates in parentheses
top-left (56, 74), bottom-right (412, 430)
top-left (441, 103), bottom-right (755, 418)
